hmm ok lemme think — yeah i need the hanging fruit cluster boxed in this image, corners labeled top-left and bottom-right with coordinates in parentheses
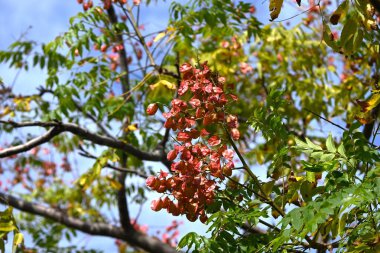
top-left (146, 62), bottom-right (240, 222)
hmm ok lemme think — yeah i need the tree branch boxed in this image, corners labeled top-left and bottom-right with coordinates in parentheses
top-left (0, 191), bottom-right (179, 253)
top-left (118, 4), bottom-right (179, 79)
top-left (120, 3), bottom-right (155, 68)
top-left (0, 120), bottom-right (167, 166)
top-left (117, 170), bottom-right (132, 231)
top-left (223, 125), bottom-right (285, 217)
top-left (73, 101), bottom-right (115, 139)
top-left (0, 126), bottom-right (61, 158)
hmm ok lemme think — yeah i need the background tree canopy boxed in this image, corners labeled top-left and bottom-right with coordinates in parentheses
top-left (0, 0), bottom-right (379, 252)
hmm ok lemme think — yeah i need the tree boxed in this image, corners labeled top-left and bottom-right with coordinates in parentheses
top-left (0, 0), bottom-right (379, 252)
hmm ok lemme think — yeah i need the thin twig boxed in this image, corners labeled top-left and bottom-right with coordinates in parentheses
top-left (120, 3), bottom-right (156, 68)
top-left (223, 124), bottom-right (285, 216)
top-left (304, 108), bottom-right (347, 132)
top-left (78, 147), bottom-right (148, 179)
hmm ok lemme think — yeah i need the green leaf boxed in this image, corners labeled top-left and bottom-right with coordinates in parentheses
top-left (331, 216), bottom-right (339, 239)
top-left (300, 181), bottom-right (314, 202)
top-left (177, 232), bottom-right (195, 249)
top-left (306, 138), bottom-right (322, 150)
top-left (294, 138), bottom-right (310, 150)
top-left (306, 171), bottom-right (316, 183)
top-left (323, 23), bottom-right (339, 50)
top-left (326, 134), bottom-right (336, 153)
top-left (12, 232), bottom-right (23, 253)
top-left (340, 18), bottom-right (357, 45)
top-left (340, 17), bottom-right (359, 54)
top-left (320, 153), bottom-right (335, 162)
top-left (310, 151), bottom-right (323, 159)
top-left (339, 212), bottom-right (348, 236)
top-left (262, 180), bottom-right (275, 196)
top-left (303, 163), bottom-right (324, 172)
top-left (337, 143), bottom-right (347, 158)
top-left (352, 29), bottom-right (364, 53)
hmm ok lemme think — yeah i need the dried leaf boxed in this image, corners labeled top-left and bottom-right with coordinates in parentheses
top-left (153, 32), bottom-right (166, 42)
top-left (330, 0), bottom-right (348, 25)
top-left (150, 80), bottom-right (176, 90)
top-left (269, 0), bottom-right (284, 21)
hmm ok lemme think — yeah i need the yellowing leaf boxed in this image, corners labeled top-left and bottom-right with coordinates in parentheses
top-left (1, 107), bottom-right (12, 117)
top-left (74, 205), bottom-right (85, 215)
top-left (13, 97), bottom-right (31, 112)
top-left (153, 32), bottom-right (166, 42)
top-left (362, 18), bottom-right (378, 31)
top-left (269, 0), bottom-right (284, 21)
top-left (12, 233), bottom-right (23, 253)
top-left (306, 171), bottom-right (316, 183)
top-left (356, 93), bottom-right (380, 112)
top-left (106, 176), bottom-right (123, 190)
top-left (256, 151), bottom-right (264, 164)
top-left (77, 175), bottom-right (89, 188)
top-left (354, 112), bottom-right (374, 124)
top-left (330, 0), bottom-right (348, 25)
top-left (125, 124), bottom-right (138, 132)
top-left (0, 221), bottom-right (16, 232)
top-left (150, 79), bottom-right (176, 90)
top-left (76, 150), bottom-right (113, 190)
top-left (262, 180), bottom-right (275, 196)
top-left (165, 26), bottom-right (177, 43)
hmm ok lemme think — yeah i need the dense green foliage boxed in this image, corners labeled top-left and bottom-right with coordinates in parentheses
top-left (0, 0), bottom-right (379, 252)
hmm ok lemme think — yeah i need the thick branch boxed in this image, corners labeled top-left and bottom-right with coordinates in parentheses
top-left (0, 126), bottom-right (61, 157)
top-left (0, 191), bottom-right (179, 253)
top-left (0, 121), bottom-right (167, 165)
top-left (117, 170), bottom-right (132, 231)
